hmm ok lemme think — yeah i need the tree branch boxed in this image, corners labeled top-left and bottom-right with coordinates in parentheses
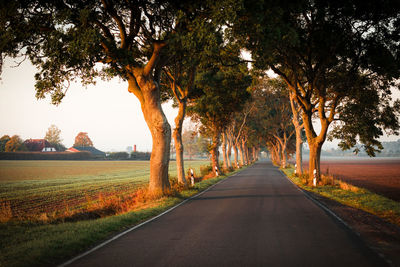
top-left (101, 0), bottom-right (127, 49)
top-left (143, 41), bottom-right (167, 77)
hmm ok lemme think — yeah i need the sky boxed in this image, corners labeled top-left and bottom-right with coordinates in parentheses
top-left (1, 58), bottom-right (399, 152)
top-left (0, 58), bottom-right (179, 152)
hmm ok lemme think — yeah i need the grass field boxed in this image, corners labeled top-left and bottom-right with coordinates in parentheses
top-left (0, 160), bottom-right (208, 219)
top-left (0, 160), bottom-right (245, 267)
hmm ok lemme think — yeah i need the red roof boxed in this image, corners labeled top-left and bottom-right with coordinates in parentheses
top-left (23, 139), bottom-right (52, 151)
top-left (66, 147), bottom-right (80, 152)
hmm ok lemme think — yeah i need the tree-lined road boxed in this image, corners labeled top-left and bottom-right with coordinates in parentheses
top-left (69, 162), bottom-right (385, 267)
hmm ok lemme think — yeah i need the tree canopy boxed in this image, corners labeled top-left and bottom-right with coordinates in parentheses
top-left (73, 132), bottom-right (94, 147)
top-left (234, 0), bottom-right (400, 182)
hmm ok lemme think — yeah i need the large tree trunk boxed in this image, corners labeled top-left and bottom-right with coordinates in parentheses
top-left (295, 127), bottom-right (303, 175)
top-left (289, 91), bottom-right (304, 175)
top-left (302, 110), bottom-right (329, 184)
top-left (173, 101), bottom-right (187, 186)
top-left (308, 141), bottom-right (322, 185)
top-left (129, 76), bottom-right (171, 197)
top-left (210, 129), bottom-right (221, 176)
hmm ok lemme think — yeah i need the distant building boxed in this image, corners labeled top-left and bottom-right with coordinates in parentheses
top-left (67, 146), bottom-right (106, 157)
top-left (23, 139), bottom-right (55, 152)
top-left (127, 146), bottom-right (133, 153)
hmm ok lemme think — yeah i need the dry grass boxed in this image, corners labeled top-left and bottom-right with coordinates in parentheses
top-left (282, 166), bottom-right (400, 227)
top-left (0, 161), bottom-right (215, 224)
top-left (0, 202), bottom-right (12, 223)
top-left (0, 160), bottom-right (207, 220)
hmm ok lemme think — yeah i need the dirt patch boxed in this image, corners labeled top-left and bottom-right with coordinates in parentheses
top-left (303, 158), bottom-right (400, 202)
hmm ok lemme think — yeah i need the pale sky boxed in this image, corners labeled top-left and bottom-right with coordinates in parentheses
top-left (0, 58), bottom-right (179, 152)
top-left (0, 58), bottom-right (399, 152)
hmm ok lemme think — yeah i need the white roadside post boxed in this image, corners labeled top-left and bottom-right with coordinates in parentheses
top-left (313, 169), bottom-right (317, 187)
top-left (215, 166), bottom-right (219, 176)
top-left (294, 164), bottom-right (297, 175)
top-left (190, 168), bottom-right (194, 186)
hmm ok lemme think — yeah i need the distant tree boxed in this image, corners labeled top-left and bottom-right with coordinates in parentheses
top-left (5, 135), bottom-right (26, 152)
top-left (188, 63), bottom-right (251, 173)
top-left (182, 130), bottom-right (199, 160)
top-left (44, 124), bottom-right (65, 151)
top-left (73, 132), bottom-right (93, 147)
top-left (0, 135), bottom-right (11, 152)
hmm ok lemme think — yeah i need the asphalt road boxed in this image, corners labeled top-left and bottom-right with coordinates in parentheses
top-left (68, 161), bottom-right (386, 267)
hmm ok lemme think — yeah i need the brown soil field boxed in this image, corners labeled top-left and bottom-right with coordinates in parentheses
top-left (303, 157), bottom-right (400, 202)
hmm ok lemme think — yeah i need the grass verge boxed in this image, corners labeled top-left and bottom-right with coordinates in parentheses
top-left (281, 166), bottom-right (400, 227)
top-left (0, 167), bottom-right (245, 267)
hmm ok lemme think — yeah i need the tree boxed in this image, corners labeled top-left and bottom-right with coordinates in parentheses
top-left (44, 124), bottom-right (65, 151)
top-left (188, 63), bottom-right (251, 174)
top-left (0, 1), bottom-right (217, 196)
top-left (5, 135), bottom-right (25, 152)
top-left (182, 130), bottom-right (198, 160)
top-left (0, 135), bottom-right (11, 152)
top-left (73, 132), bottom-right (93, 147)
top-left (234, 0), bottom-right (400, 183)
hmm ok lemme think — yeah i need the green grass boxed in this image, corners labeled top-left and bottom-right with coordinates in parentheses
top-left (0, 160), bottom-right (207, 217)
top-left (0, 161), bottom-right (246, 267)
top-left (281, 166), bottom-right (400, 227)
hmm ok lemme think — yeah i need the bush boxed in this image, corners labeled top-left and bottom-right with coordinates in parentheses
top-left (0, 151), bottom-right (92, 160)
top-left (130, 151), bottom-right (151, 160)
top-left (199, 165), bottom-right (213, 177)
top-left (107, 152), bottom-right (129, 160)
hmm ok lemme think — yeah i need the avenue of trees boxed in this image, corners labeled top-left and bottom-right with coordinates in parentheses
top-left (1, 0), bottom-right (399, 194)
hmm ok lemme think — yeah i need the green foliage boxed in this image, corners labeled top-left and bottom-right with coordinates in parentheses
top-left (234, 0), bottom-right (400, 156)
top-left (189, 62), bottom-right (252, 131)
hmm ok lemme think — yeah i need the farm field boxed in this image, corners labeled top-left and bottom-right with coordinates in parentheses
top-left (303, 157), bottom-right (400, 202)
top-left (0, 160), bottom-right (208, 219)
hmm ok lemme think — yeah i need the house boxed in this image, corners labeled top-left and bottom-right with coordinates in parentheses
top-left (66, 147), bottom-right (80, 152)
top-left (23, 139), bottom-right (56, 152)
top-left (67, 146), bottom-right (106, 158)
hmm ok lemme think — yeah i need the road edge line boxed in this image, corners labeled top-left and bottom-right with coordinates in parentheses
top-left (278, 169), bottom-right (392, 267)
top-left (59, 170), bottom-right (242, 267)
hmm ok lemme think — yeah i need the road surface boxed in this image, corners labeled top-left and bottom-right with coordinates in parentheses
top-left (68, 161), bottom-right (385, 267)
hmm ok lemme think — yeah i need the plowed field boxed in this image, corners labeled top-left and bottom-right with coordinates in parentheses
top-left (303, 158), bottom-right (400, 201)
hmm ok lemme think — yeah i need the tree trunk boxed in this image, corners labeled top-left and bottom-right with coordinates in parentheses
top-left (242, 138), bottom-right (248, 165)
top-left (302, 110), bottom-right (329, 184)
top-left (226, 133), bottom-right (232, 169)
top-left (295, 127), bottom-right (303, 175)
top-left (173, 101), bottom-right (187, 186)
top-left (281, 145), bottom-right (287, 168)
top-left (222, 132), bottom-right (228, 170)
top-left (129, 76), bottom-right (171, 197)
top-left (308, 141), bottom-right (322, 185)
top-left (210, 129), bottom-right (221, 176)
top-left (238, 140), bottom-right (245, 166)
top-left (233, 144), bottom-right (239, 168)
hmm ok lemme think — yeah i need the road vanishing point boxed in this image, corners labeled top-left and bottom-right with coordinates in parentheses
top-left (67, 161), bottom-right (386, 267)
